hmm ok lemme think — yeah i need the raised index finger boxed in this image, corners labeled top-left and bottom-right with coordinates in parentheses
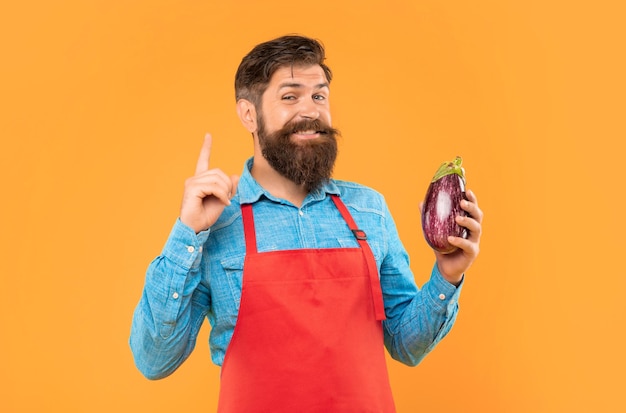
top-left (195, 133), bottom-right (213, 175)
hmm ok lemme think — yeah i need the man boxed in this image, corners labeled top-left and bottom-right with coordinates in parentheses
top-left (130, 35), bottom-right (483, 412)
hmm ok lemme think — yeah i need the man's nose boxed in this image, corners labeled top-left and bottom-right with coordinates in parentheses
top-left (298, 99), bottom-right (320, 119)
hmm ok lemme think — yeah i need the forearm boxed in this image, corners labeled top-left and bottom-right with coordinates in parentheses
top-left (383, 264), bottom-right (462, 366)
top-left (129, 220), bottom-right (210, 379)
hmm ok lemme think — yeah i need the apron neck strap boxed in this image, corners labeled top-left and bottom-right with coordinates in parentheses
top-left (331, 195), bottom-right (386, 321)
top-left (241, 203), bottom-right (257, 254)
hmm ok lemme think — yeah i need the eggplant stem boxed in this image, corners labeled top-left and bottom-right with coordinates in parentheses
top-left (431, 156), bottom-right (466, 182)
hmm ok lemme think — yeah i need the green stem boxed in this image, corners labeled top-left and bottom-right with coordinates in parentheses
top-left (431, 156), bottom-right (465, 182)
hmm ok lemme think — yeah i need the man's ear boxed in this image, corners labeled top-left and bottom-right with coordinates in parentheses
top-left (236, 99), bottom-right (258, 133)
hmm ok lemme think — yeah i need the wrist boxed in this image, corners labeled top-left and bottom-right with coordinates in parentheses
top-left (437, 264), bottom-right (463, 287)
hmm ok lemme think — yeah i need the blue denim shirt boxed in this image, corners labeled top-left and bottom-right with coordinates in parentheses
top-left (130, 158), bottom-right (463, 380)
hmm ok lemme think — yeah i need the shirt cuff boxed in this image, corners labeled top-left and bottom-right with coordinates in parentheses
top-left (161, 218), bottom-right (211, 270)
top-left (424, 263), bottom-right (464, 314)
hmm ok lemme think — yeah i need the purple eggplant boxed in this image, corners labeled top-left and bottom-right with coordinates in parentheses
top-left (421, 156), bottom-right (468, 254)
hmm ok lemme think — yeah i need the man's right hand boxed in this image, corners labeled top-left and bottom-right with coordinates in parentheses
top-left (180, 134), bottom-right (239, 234)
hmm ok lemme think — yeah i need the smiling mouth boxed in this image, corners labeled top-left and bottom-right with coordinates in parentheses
top-left (292, 130), bottom-right (326, 139)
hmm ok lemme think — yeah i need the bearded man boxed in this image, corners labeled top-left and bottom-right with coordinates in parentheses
top-left (130, 35), bottom-right (483, 413)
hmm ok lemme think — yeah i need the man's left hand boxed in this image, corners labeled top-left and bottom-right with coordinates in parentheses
top-left (424, 189), bottom-right (483, 286)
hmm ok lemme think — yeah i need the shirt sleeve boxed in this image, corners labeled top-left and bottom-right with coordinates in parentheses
top-left (379, 204), bottom-right (464, 367)
top-left (129, 218), bottom-right (211, 379)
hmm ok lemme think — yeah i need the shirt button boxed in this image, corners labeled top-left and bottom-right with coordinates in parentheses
top-left (438, 293), bottom-right (446, 300)
top-left (298, 210), bottom-right (304, 216)
top-left (172, 292), bottom-right (179, 299)
top-left (187, 246), bottom-right (195, 253)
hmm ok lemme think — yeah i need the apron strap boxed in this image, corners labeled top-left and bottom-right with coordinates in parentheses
top-left (331, 195), bottom-right (387, 321)
top-left (241, 204), bottom-right (257, 254)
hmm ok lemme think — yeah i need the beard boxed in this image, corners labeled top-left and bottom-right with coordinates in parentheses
top-left (257, 116), bottom-right (340, 192)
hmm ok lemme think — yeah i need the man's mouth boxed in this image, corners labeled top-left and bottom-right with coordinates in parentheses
top-left (291, 130), bottom-right (325, 139)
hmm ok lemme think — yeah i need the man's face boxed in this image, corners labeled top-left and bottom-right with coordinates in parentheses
top-left (256, 64), bottom-right (340, 191)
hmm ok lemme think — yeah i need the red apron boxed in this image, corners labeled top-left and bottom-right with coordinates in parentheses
top-left (217, 195), bottom-right (396, 413)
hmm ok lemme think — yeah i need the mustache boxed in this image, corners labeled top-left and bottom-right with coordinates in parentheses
top-left (281, 118), bottom-right (340, 137)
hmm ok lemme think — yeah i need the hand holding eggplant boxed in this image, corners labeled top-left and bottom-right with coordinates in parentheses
top-left (420, 157), bottom-right (483, 285)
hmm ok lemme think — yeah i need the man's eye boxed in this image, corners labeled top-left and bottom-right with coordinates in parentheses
top-left (313, 94), bottom-right (326, 100)
top-left (282, 95), bottom-right (296, 100)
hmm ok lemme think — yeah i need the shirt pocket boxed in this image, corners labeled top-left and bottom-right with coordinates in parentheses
top-left (220, 255), bottom-right (245, 311)
top-left (338, 237), bottom-right (384, 274)
top-left (337, 238), bottom-right (359, 248)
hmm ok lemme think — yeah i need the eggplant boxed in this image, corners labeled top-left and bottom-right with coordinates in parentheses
top-left (421, 156), bottom-right (468, 254)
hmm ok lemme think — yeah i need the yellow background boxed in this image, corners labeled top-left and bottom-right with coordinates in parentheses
top-left (1, 1), bottom-right (625, 412)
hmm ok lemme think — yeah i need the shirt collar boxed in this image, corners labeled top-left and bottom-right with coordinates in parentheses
top-left (237, 157), bottom-right (341, 205)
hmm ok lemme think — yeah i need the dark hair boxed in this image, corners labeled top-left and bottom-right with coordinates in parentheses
top-left (235, 35), bottom-right (332, 106)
